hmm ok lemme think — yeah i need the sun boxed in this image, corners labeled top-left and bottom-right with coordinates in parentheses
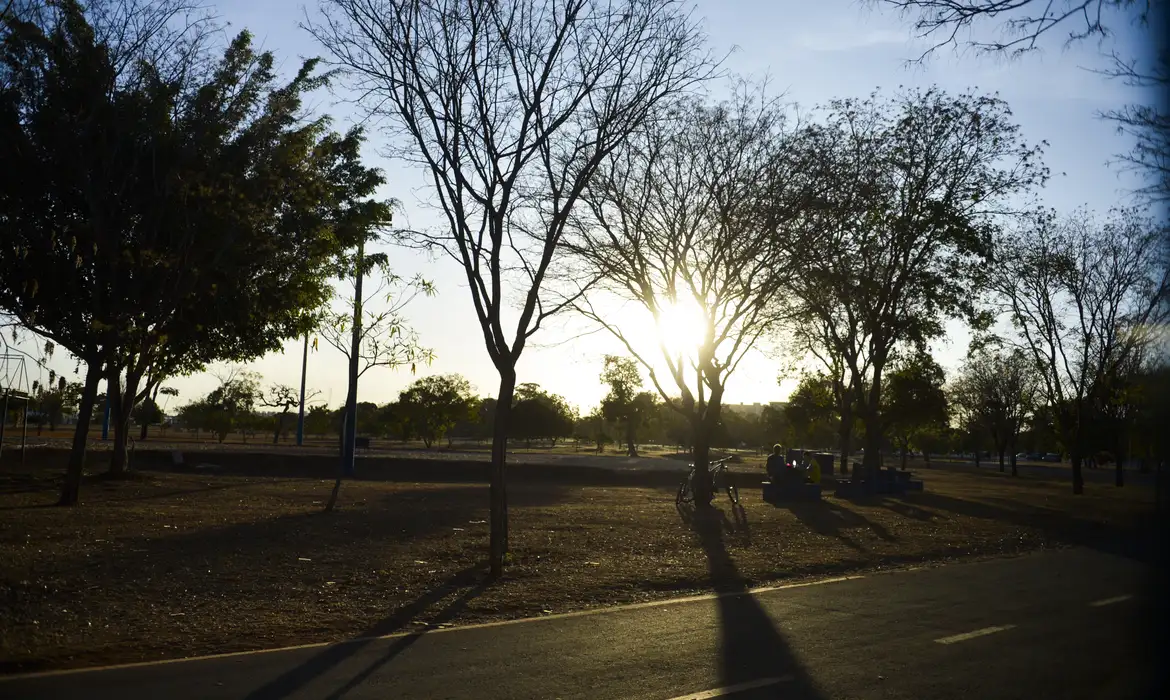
top-left (656, 296), bottom-right (708, 358)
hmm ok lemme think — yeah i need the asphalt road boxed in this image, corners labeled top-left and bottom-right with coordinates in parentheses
top-left (1, 547), bottom-right (1159, 700)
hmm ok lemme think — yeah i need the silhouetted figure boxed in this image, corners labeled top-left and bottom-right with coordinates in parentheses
top-left (765, 443), bottom-right (786, 482)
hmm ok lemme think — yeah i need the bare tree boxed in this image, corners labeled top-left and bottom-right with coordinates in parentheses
top-left (562, 91), bottom-right (811, 505)
top-left (307, 0), bottom-right (714, 573)
top-left (874, 0), bottom-right (1168, 203)
top-left (782, 88), bottom-right (1046, 485)
top-left (262, 384), bottom-right (323, 444)
top-left (993, 207), bottom-right (1169, 493)
top-left (950, 344), bottom-right (1040, 476)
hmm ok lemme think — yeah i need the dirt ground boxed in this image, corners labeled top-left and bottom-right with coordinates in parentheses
top-left (0, 464), bottom-right (1156, 673)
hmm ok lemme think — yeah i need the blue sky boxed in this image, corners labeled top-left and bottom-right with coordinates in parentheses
top-left (12, 0), bottom-right (1158, 413)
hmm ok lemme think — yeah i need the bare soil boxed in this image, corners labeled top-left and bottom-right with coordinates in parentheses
top-left (0, 464), bottom-right (1155, 673)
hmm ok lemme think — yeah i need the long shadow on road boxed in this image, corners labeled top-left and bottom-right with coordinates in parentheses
top-left (243, 563), bottom-right (493, 700)
top-left (686, 504), bottom-right (827, 699)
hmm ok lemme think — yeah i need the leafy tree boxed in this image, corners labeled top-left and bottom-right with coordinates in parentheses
top-left (576, 409), bottom-right (614, 453)
top-left (565, 90), bottom-right (813, 505)
top-left (951, 345), bottom-right (1039, 475)
top-left (784, 373), bottom-right (838, 451)
top-left (992, 208), bottom-right (1168, 493)
top-left (194, 371), bottom-right (261, 443)
top-left (131, 397), bottom-right (162, 438)
top-left (308, 0), bottom-right (714, 576)
top-left (30, 374), bottom-right (81, 432)
top-left (510, 383), bottom-right (576, 448)
top-left (883, 353), bottom-right (949, 468)
top-left (1, 3), bottom-right (391, 503)
top-left (782, 88), bottom-right (1046, 487)
top-left (303, 404), bottom-right (335, 437)
top-left (599, 356), bottom-right (658, 457)
top-left (759, 403), bottom-right (790, 448)
top-left (396, 374), bottom-right (477, 449)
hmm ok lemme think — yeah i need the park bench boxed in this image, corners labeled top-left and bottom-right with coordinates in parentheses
top-left (834, 463), bottom-right (924, 497)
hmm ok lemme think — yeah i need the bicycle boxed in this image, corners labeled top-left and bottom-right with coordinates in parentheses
top-left (676, 457), bottom-right (739, 506)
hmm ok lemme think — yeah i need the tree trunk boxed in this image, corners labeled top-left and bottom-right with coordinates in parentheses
top-left (1071, 452), bottom-right (1085, 495)
top-left (139, 422), bottom-right (148, 441)
top-left (998, 445), bottom-right (1005, 473)
top-left (625, 417), bottom-right (636, 457)
top-left (862, 375), bottom-right (884, 489)
top-left (108, 370), bottom-right (139, 476)
top-left (1010, 433), bottom-right (1018, 477)
top-left (1114, 440), bottom-right (1126, 488)
top-left (691, 424), bottom-right (714, 507)
top-left (924, 451), bottom-right (932, 468)
top-left (273, 412), bottom-right (284, 445)
top-left (490, 370), bottom-right (517, 578)
top-left (836, 402), bottom-right (852, 477)
top-left (59, 361), bottom-right (102, 506)
top-left (900, 441), bottom-right (908, 470)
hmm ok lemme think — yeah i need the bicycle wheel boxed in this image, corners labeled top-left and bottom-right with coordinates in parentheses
top-left (676, 470), bottom-right (695, 505)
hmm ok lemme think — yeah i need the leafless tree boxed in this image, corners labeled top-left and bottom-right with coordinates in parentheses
top-left (307, 0), bottom-right (715, 574)
top-left (262, 384), bottom-right (323, 445)
top-left (873, 0), bottom-right (1168, 203)
top-left (993, 207), bottom-right (1169, 493)
top-left (949, 344), bottom-right (1040, 476)
top-left (561, 89), bottom-right (812, 505)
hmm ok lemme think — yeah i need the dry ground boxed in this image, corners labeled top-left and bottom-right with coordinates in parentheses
top-left (0, 464), bottom-right (1156, 673)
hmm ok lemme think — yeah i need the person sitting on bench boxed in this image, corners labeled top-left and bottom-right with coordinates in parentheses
top-left (805, 452), bottom-right (822, 485)
top-left (765, 444), bottom-right (786, 482)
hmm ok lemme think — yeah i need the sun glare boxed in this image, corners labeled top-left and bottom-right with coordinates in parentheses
top-left (656, 297), bottom-right (708, 358)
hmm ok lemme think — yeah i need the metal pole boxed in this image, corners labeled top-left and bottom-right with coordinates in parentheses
top-left (297, 333), bottom-right (308, 447)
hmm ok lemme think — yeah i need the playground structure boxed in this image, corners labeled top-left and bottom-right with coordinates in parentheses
top-left (0, 353), bottom-right (32, 464)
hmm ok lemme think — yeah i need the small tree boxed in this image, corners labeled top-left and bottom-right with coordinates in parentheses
top-left (262, 384), bottom-right (322, 445)
top-left (510, 383), bottom-right (576, 448)
top-left (193, 371), bottom-right (261, 443)
top-left (599, 356), bottom-right (657, 457)
top-left (883, 353), bottom-right (949, 469)
top-left (30, 375), bottom-right (81, 432)
top-left (397, 374), bottom-right (477, 449)
top-left (784, 373), bottom-right (839, 451)
top-left (952, 345), bottom-right (1039, 475)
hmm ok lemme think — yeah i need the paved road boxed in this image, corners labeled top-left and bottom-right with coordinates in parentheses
top-left (2, 547), bottom-right (1159, 700)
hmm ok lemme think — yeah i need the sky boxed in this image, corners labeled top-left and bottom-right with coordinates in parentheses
top-left (6, 0), bottom-right (1160, 415)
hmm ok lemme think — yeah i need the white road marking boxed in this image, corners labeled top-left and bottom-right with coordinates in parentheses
top-left (934, 625), bottom-right (1017, 645)
top-left (665, 676), bottom-right (793, 699)
top-left (1089, 595), bottom-right (1133, 607)
top-left (0, 576), bottom-right (864, 681)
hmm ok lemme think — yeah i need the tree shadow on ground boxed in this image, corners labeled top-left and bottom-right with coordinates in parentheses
top-left (892, 491), bottom-right (1155, 561)
top-left (690, 506), bottom-right (827, 699)
top-left (243, 562), bottom-right (494, 700)
top-left (786, 500), bottom-right (897, 551)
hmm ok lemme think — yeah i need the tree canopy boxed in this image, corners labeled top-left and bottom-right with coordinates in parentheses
top-left (0, 1), bottom-right (391, 502)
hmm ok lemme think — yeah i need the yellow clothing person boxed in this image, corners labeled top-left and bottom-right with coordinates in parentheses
top-left (806, 459), bottom-right (822, 485)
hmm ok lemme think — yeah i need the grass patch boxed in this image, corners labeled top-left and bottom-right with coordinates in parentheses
top-left (0, 464), bottom-right (1155, 673)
